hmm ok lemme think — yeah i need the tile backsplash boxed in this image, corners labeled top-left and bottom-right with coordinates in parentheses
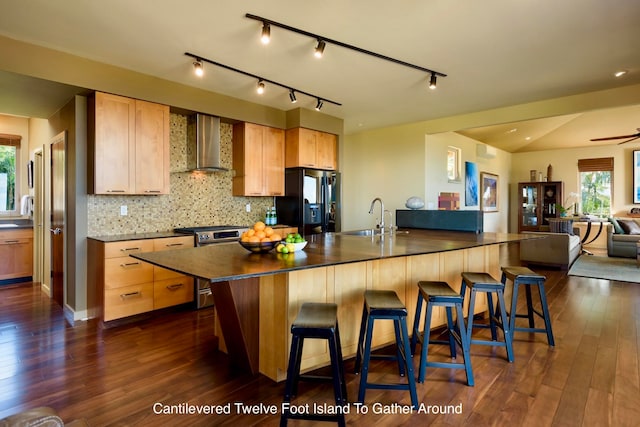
top-left (87, 114), bottom-right (273, 236)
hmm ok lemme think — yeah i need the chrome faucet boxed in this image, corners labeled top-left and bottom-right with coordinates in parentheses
top-left (369, 197), bottom-right (385, 234)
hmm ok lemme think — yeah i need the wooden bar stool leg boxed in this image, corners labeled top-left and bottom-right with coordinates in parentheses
top-left (537, 283), bottom-right (555, 346)
top-left (357, 315), bottom-right (375, 404)
top-left (417, 300), bottom-right (434, 383)
top-left (496, 289), bottom-right (514, 362)
top-left (354, 304), bottom-right (368, 373)
top-left (334, 323), bottom-right (348, 403)
top-left (455, 303), bottom-right (474, 386)
top-left (393, 318), bottom-right (406, 377)
top-left (411, 293), bottom-right (425, 355)
top-left (399, 318), bottom-right (418, 408)
top-left (524, 285), bottom-right (535, 328)
top-left (445, 306), bottom-right (457, 358)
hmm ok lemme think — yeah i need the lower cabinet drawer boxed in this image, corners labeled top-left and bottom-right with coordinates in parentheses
top-left (104, 282), bottom-right (154, 321)
top-left (104, 257), bottom-right (154, 289)
top-left (154, 277), bottom-right (194, 309)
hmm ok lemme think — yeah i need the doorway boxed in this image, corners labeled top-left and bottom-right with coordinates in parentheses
top-left (50, 131), bottom-right (65, 307)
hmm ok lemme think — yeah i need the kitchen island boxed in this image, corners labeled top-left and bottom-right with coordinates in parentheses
top-left (131, 229), bottom-right (532, 382)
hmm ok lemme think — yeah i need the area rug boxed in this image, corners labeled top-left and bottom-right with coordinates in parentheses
top-left (568, 255), bottom-right (639, 283)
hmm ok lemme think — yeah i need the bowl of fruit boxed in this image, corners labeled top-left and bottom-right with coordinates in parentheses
top-left (239, 221), bottom-right (282, 253)
top-left (275, 233), bottom-right (307, 254)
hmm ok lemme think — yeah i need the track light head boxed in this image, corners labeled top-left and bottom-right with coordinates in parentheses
top-left (315, 98), bottom-right (324, 111)
top-left (429, 73), bottom-right (437, 90)
top-left (257, 80), bottom-right (265, 94)
top-left (261, 22), bottom-right (271, 44)
top-left (314, 39), bottom-right (326, 58)
top-left (193, 60), bottom-right (204, 77)
top-left (289, 90), bottom-right (297, 103)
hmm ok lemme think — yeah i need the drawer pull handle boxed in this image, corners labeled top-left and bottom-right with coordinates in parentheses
top-left (166, 283), bottom-right (184, 291)
top-left (120, 262), bottom-right (141, 268)
top-left (3, 240), bottom-right (19, 244)
top-left (120, 247), bottom-right (142, 252)
top-left (144, 190), bottom-right (162, 193)
top-left (106, 190), bottom-right (126, 193)
top-left (120, 291), bottom-right (141, 299)
top-left (165, 243), bottom-right (184, 247)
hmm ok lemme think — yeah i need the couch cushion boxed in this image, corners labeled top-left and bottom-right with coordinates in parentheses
top-left (609, 217), bottom-right (625, 234)
top-left (618, 219), bottom-right (640, 235)
top-left (568, 234), bottom-right (581, 250)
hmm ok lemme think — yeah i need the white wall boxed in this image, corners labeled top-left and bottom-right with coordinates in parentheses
top-left (426, 132), bottom-right (511, 232)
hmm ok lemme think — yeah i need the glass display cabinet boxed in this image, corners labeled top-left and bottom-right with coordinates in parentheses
top-left (518, 181), bottom-right (563, 232)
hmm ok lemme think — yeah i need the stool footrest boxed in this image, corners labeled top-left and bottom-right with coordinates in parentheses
top-left (425, 360), bottom-right (468, 370)
top-left (284, 413), bottom-right (345, 423)
top-left (362, 382), bottom-right (415, 391)
top-left (298, 374), bottom-right (334, 383)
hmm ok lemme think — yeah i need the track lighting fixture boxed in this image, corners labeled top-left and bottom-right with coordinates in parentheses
top-left (429, 73), bottom-right (437, 90)
top-left (193, 59), bottom-right (204, 77)
top-left (185, 52), bottom-right (341, 109)
top-left (246, 13), bottom-right (447, 82)
top-left (314, 39), bottom-right (326, 58)
top-left (260, 22), bottom-right (271, 44)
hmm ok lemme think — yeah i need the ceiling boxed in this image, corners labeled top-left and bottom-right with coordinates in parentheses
top-left (0, 0), bottom-right (639, 152)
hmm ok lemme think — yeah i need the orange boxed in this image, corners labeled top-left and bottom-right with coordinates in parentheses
top-left (241, 235), bottom-right (250, 242)
top-left (253, 221), bottom-right (266, 231)
top-left (246, 229), bottom-right (256, 237)
top-left (261, 237), bottom-right (271, 243)
top-left (249, 235), bottom-right (260, 243)
top-left (270, 233), bottom-right (282, 241)
top-left (264, 226), bottom-right (274, 237)
top-left (255, 230), bottom-right (266, 239)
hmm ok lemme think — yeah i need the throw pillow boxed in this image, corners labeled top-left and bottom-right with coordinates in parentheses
top-left (609, 217), bottom-right (625, 234)
top-left (549, 219), bottom-right (573, 235)
top-left (617, 219), bottom-right (640, 235)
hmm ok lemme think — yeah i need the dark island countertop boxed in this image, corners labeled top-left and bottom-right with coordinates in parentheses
top-left (130, 229), bottom-right (534, 283)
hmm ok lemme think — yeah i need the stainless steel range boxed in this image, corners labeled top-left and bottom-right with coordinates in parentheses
top-left (174, 225), bottom-right (248, 308)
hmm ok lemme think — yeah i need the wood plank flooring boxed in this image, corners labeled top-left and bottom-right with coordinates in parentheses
top-left (1, 245), bottom-right (639, 426)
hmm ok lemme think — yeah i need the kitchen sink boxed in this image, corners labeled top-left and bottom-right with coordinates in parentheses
top-left (337, 228), bottom-right (409, 236)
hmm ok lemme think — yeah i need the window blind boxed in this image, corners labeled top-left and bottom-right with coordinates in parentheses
top-left (577, 157), bottom-right (613, 172)
top-left (0, 133), bottom-right (22, 147)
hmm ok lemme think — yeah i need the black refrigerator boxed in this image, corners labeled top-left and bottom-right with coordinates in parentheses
top-left (276, 168), bottom-right (340, 235)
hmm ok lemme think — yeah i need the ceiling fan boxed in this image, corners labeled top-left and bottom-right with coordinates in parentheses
top-left (590, 128), bottom-right (640, 145)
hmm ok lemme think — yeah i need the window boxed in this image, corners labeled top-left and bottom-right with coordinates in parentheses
top-left (578, 157), bottom-right (613, 217)
top-left (447, 146), bottom-right (461, 182)
top-left (0, 133), bottom-right (21, 214)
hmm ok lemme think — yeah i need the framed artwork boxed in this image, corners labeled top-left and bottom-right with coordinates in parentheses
top-left (634, 150), bottom-right (640, 204)
top-left (480, 172), bottom-right (499, 212)
top-left (465, 161), bottom-right (478, 206)
top-left (447, 146), bottom-right (461, 182)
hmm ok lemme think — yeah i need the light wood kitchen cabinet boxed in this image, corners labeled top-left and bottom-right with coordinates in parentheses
top-left (0, 228), bottom-right (33, 281)
top-left (89, 92), bottom-right (170, 195)
top-left (89, 235), bottom-right (194, 322)
top-left (285, 127), bottom-right (337, 170)
top-left (232, 122), bottom-right (285, 196)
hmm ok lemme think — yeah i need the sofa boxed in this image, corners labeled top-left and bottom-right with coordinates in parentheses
top-left (519, 228), bottom-right (582, 270)
top-left (607, 217), bottom-right (640, 258)
top-left (0, 407), bottom-right (88, 427)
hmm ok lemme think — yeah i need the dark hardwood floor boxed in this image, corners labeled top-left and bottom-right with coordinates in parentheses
top-left (1, 244), bottom-right (639, 426)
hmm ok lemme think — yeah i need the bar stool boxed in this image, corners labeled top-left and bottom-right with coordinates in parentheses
top-left (460, 272), bottom-right (514, 362)
top-left (281, 302), bottom-right (347, 427)
top-left (410, 281), bottom-right (474, 385)
top-left (501, 266), bottom-right (555, 346)
top-left (354, 290), bottom-right (418, 409)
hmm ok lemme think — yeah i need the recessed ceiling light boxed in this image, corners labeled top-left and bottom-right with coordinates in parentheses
top-left (525, 136), bottom-right (531, 141)
top-left (507, 128), bottom-right (518, 133)
top-left (614, 70), bottom-right (628, 78)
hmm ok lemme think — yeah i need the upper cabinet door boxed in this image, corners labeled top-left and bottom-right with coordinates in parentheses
top-left (93, 92), bottom-right (136, 194)
top-left (285, 127), bottom-right (337, 170)
top-left (263, 126), bottom-right (285, 196)
top-left (90, 92), bottom-right (170, 195)
top-left (316, 132), bottom-right (337, 171)
top-left (135, 100), bottom-right (170, 194)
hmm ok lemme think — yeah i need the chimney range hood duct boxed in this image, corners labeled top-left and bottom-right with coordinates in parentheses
top-left (187, 114), bottom-right (227, 171)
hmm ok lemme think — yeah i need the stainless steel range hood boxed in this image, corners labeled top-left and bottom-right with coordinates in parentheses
top-left (187, 114), bottom-right (227, 172)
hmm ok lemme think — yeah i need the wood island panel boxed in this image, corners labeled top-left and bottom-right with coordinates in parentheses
top-left (131, 229), bottom-right (532, 381)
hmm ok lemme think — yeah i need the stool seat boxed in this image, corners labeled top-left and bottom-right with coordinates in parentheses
top-left (501, 266), bottom-right (554, 346)
top-left (292, 302), bottom-right (338, 330)
top-left (282, 302), bottom-right (347, 427)
top-left (355, 290), bottom-right (418, 409)
top-left (460, 272), bottom-right (514, 362)
top-left (364, 290), bottom-right (407, 315)
top-left (418, 280), bottom-right (461, 298)
top-left (501, 266), bottom-right (545, 281)
top-left (411, 281), bottom-right (474, 386)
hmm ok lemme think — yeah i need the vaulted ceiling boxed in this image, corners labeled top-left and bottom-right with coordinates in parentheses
top-left (0, 0), bottom-right (639, 152)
